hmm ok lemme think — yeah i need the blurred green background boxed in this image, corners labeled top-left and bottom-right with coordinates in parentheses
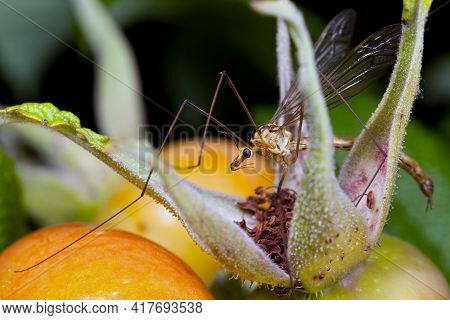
top-left (0, 0), bottom-right (448, 287)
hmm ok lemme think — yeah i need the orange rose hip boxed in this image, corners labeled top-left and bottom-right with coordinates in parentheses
top-left (0, 224), bottom-right (212, 300)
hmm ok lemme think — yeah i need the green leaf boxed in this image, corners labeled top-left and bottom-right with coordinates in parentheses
top-left (0, 103), bottom-right (109, 149)
top-left (71, 0), bottom-right (145, 139)
top-left (0, 103), bottom-right (119, 224)
top-left (0, 146), bottom-right (26, 251)
top-left (273, 0), bottom-right (301, 190)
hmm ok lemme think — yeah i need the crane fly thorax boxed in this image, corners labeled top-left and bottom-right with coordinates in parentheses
top-left (251, 124), bottom-right (294, 163)
top-left (229, 124), bottom-right (296, 171)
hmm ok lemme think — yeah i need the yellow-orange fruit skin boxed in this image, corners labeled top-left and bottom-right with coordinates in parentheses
top-left (0, 224), bottom-right (213, 300)
top-left (161, 138), bottom-right (274, 197)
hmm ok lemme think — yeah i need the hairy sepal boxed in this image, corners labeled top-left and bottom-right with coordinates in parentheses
top-left (274, 0), bottom-right (305, 191)
top-left (114, 140), bottom-right (290, 286)
top-left (338, 0), bottom-right (432, 245)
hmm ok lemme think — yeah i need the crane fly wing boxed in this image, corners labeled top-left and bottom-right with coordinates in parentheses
top-left (315, 9), bottom-right (357, 76)
top-left (272, 9), bottom-right (357, 124)
top-left (272, 24), bottom-right (401, 128)
top-left (271, 76), bottom-right (302, 124)
top-left (323, 24), bottom-right (401, 108)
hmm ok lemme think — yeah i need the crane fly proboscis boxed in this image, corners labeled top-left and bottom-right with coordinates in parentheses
top-left (15, 9), bottom-right (434, 278)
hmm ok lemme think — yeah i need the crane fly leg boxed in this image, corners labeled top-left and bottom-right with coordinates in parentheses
top-left (174, 71), bottom-right (258, 170)
top-left (291, 108), bottom-right (304, 164)
top-left (277, 162), bottom-right (288, 196)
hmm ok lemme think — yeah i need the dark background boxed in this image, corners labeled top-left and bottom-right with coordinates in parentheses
top-left (0, 0), bottom-right (449, 132)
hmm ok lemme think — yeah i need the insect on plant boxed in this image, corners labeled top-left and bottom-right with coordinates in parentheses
top-left (15, 9), bottom-right (434, 275)
top-left (187, 9), bottom-right (434, 206)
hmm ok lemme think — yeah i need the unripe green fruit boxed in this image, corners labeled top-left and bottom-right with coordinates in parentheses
top-left (320, 234), bottom-right (448, 299)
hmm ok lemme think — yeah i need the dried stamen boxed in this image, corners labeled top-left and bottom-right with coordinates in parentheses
top-left (236, 187), bottom-right (297, 272)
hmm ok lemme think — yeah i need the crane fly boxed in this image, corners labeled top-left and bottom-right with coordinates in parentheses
top-left (228, 9), bottom-right (433, 208)
top-left (15, 9), bottom-right (434, 275)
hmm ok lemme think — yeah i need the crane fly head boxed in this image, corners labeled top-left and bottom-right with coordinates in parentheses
top-left (230, 147), bottom-right (254, 171)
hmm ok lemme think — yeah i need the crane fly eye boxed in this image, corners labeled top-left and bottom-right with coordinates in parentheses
top-left (242, 148), bottom-right (252, 158)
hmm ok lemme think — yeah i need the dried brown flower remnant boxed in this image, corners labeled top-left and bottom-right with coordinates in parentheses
top-left (237, 187), bottom-right (297, 272)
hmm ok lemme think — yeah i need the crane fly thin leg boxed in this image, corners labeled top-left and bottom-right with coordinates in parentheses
top-left (221, 71), bottom-right (259, 130)
top-left (174, 71), bottom-right (258, 170)
top-left (277, 163), bottom-right (288, 196)
top-left (182, 100), bottom-right (248, 148)
top-left (15, 98), bottom-right (192, 273)
top-left (274, 159), bottom-right (298, 298)
top-left (291, 108), bottom-right (304, 163)
top-left (175, 73), bottom-right (226, 170)
top-left (318, 70), bottom-right (387, 207)
top-left (281, 223), bottom-right (298, 300)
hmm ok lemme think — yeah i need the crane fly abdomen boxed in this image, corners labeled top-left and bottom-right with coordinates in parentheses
top-left (399, 153), bottom-right (434, 209)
